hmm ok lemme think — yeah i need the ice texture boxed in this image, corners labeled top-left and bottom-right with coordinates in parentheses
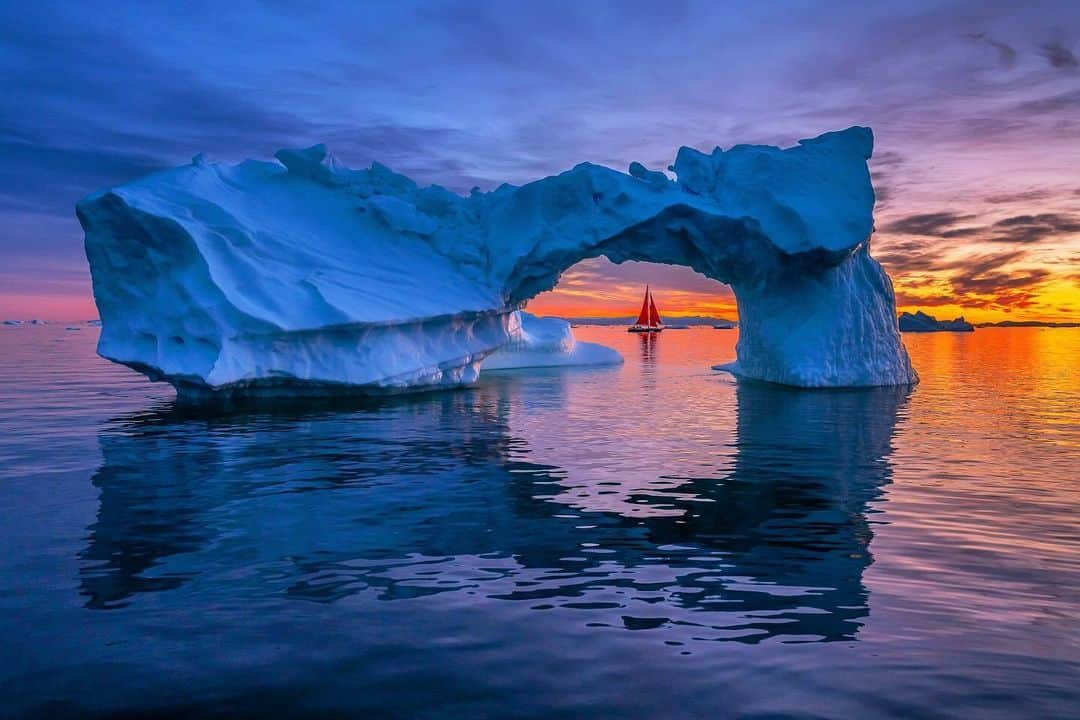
top-left (77, 126), bottom-right (916, 398)
top-left (483, 312), bottom-right (623, 371)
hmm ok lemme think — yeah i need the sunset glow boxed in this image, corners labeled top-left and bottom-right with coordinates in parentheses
top-left (2, 3), bottom-right (1077, 323)
top-left (3, 3), bottom-right (1080, 718)
top-left (526, 259), bottom-right (739, 320)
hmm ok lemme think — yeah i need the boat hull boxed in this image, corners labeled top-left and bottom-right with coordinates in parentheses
top-left (628, 325), bottom-right (664, 333)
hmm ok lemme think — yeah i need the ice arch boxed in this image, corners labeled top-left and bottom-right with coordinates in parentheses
top-left (78, 126), bottom-right (916, 398)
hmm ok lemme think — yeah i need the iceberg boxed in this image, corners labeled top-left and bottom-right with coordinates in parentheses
top-left (77, 126), bottom-right (916, 399)
top-left (483, 311), bottom-right (623, 371)
top-left (898, 311), bottom-right (974, 332)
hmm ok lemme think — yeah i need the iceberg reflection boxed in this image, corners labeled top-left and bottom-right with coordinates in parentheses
top-left (81, 378), bottom-right (909, 643)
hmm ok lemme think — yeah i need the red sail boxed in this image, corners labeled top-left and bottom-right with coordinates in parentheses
top-left (635, 286), bottom-right (651, 325)
top-left (649, 292), bottom-right (662, 327)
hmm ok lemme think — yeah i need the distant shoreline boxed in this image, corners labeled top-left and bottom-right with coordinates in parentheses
top-left (547, 315), bottom-right (1080, 329)
top-left (974, 321), bottom-right (1080, 328)
top-left (3, 317), bottom-right (1078, 329)
top-left (546, 315), bottom-right (736, 327)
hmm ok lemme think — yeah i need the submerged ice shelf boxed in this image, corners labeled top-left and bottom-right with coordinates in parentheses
top-left (483, 312), bottom-right (623, 371)
top-left (78, 126), bottom-right (916, 398)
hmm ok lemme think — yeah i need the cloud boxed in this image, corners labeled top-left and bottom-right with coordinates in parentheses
top-left (0, 5), bottom-right (531, 212)
top-left (871, 175), bottom-right (893, 205)
top-left (1041, 41), bottom-right (1079, 70)
top-left (893, 290), bottom-right (963, 308)
top-left (955, 249), bottom-right (1027, 274)
top-left (0, 13), bottom-right (318, 218)
top-left (871, 150), bottom-right (905, 168)
top-left (881, 235), bottom-right (1068, 312)
top-left (882, 212), bottom-right (979, 237)
top-left (967, 32), bottom-right (1017, 68)
top-left (880, 244), bottom-right (1024, 276)
top-left (868, 151), bottom-right (905, 207)
top-left (873, 240), bottom-right (947, 274)
top-left (983, 189), bottom-right (1053, 204)
top-left (0, 141), bottom-right (166, 215)
top-left (894, 253), bottom-right (1052, 310)
top-left (987, 213), bottom-right (1080, 243)
top-left (1015, 89), bottom-right (1080, 114)
top-left (881, 210), bottom-right (1080, 246)
top-left (953, 272), bottom-right (1052, 308)
top-left (889, 246), bottom-right (1059, 311)
top-left (4, 0), bottom-right (1080, 320)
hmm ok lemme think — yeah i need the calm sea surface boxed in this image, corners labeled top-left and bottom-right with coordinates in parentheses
top-left (0, 324), bottom-right (1077, 719)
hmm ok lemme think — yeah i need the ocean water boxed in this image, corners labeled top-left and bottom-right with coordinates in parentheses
top-left (0, 324), bottom-right (1077, 719)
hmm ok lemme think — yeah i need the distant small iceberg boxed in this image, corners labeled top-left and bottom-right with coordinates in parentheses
top-left (898, 311), bottom-right (974, 333)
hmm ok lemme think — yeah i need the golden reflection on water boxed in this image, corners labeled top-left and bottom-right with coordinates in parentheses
top-left (870, 328), bottom-right (1079, 636)
top-left (549, 326), bottom-right (1079, 619)
top-left (519, 325), bottom-right (1080, 515)
top-left (901, 327), bottom-right (1080, 450)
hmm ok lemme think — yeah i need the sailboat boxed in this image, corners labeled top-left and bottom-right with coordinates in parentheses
top-left (627, 285), bottom-right (664, 333)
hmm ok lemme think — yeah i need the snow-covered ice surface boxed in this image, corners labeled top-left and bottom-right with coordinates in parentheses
top-left (483, 312), bottom-right (622, 371)
top-left (78, 126), bottom-right (916, 398)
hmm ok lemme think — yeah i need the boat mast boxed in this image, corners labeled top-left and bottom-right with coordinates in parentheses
top-left (635, 285), bottom-right (651, 327)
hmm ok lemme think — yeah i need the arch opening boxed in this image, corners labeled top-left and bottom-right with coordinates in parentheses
top-left (527, 258), bottom-right (736, 325)
top-left (493, 200), bottom-right (915, 387)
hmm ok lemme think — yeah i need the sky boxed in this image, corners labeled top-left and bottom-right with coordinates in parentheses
top-left (1, 0), bottom-right (1078, 323)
